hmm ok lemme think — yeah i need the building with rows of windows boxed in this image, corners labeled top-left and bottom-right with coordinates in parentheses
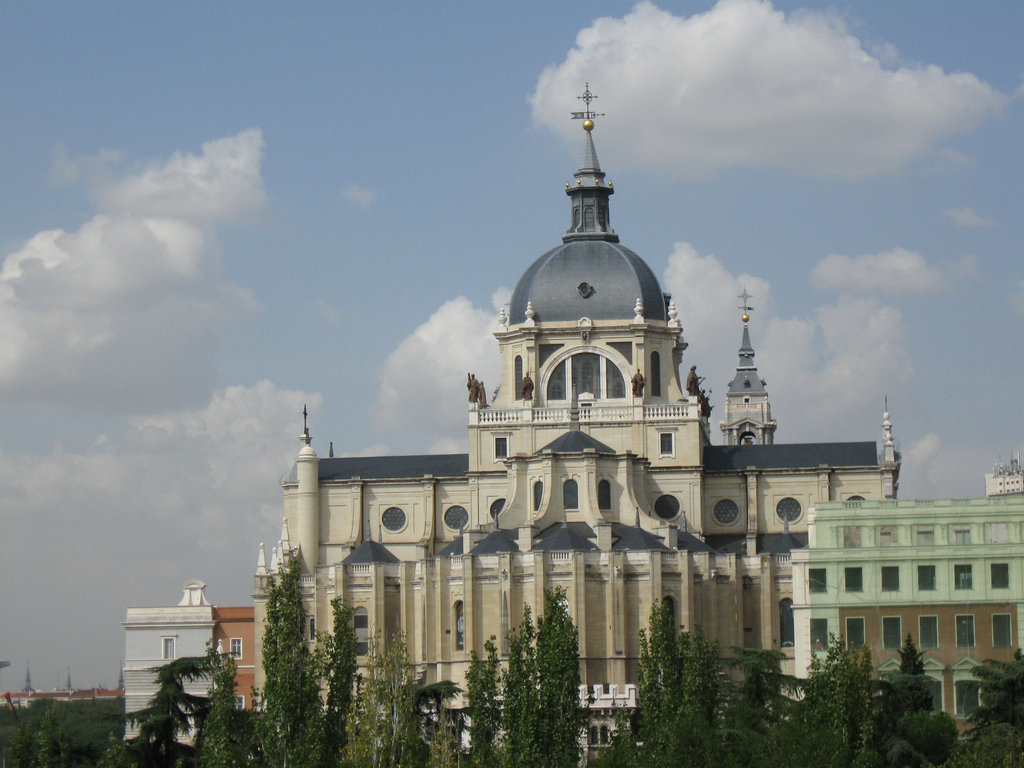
top-left (792, 496), bottom-right (1024, 718)
top-left (252, 103), bottom-right (902, 723)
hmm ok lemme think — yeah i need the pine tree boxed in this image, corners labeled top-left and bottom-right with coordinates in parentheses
top-left (256, 558), bottom-right (328, 767)
top-left (127, 655), bottom-right (210, 768)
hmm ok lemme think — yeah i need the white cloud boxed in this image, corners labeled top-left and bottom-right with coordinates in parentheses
top-left (943, 207), bottom-right (995, 227)
top-left (812, 247), bottom-right (947, 295)
top-left (341, 183), bottom-right (378, 209)
top-left (662, 241), bottom-right (912, 442)
top-left (96, 129), bottom-right (266, 220)
top-left (530, 0), bottom-right (1005, 177)
top-left (0, 132), bottom-right (265, 413)
top-left (373, 297), bottom-right (502, 446)
top-left (0, 380), bottom-right (318, 688)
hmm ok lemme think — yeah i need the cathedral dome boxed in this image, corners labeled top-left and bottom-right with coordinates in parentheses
top-left (509, 239), bottom-right (667, 324)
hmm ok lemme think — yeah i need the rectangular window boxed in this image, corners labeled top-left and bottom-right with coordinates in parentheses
top-left (494, 436), bottom-right (508, 460)
top-left (881, 566), bottom-right (900, 591)
top-left (954, 564), bottom-right (973, 590)
top-left (993, 614), bottom-right (1012, 648)
top-left (308, 617), bottom-right (316, 640)
top-left (810, 618), bottom-right (829, 651)
top-left (916, 526), bottom-right (934, 545)
top-left (846, 617), bottom-right (865, 649)
top-left (162, 637), bottom-right (175, 660)
top-left (809, 568), bottom-right (827, 594)
top-left (926, 678), bottom-right (942, 712)
top-left (234, 695), bottom-right (245, 710)
top-left (956, 615), bottom-right (975, 648)
top-left (879, 525), bottom-right (897, 546)
top-left (953, 526), bottom-right (971, 545)
top-left (843, 526), bottom-right (861, 548)
top-left (920, 616), bottom-right (939, 649)
top-left (918, 565), bottom-right (936, 591)
top-left (230, 638), bottom-right (242, 659)
top-left (991, 563), bottom-right (1010, 589)
top-left (845, 567), bottom-right (863, 593)
top-left (989, 522), bottom-right (1009, 544)
top-left (955, 681), bottom-right (979, 716)
top-left (659, 432), bottom-right (674, 457)
top-left (354, 609), bottom-right (370, 656)
top-left (882, 617), bottom-right (902, 650)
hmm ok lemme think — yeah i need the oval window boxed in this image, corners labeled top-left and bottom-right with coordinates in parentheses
top-left (443, 505), bottom-right (469, 531)
top-left (382, 506), bottom-right (406, 531)
top-left (654, 495), bottom-right (680, 520)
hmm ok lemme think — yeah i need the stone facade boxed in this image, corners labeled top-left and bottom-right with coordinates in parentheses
top-left (253, 119), bottom-right (900, 711)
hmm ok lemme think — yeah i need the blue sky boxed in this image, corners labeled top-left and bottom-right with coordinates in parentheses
top-left (0, 1), bottom-right (1022, 689)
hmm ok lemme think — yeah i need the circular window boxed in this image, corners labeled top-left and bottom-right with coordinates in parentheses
top-left (776, 497), bottom-right (802, 523)
top-left (713, 499), bottom-right (739, 525)
top-left (382, 506), bottom-right (406, 531)
top-left (654, 495), bottom-right (680, 520)
top-left (489, 498), bottom-right (505, 520)
top-left (444, 505), bottom-right (469, 531)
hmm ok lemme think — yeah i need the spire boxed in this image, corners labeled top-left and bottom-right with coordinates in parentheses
top-left (727, 288), bottom-right (764, 394)
top-left (564, 84), bottom-right (618, 244)
top-left (720, 289), bottom-right (776, 445)
top-left (117, 664), bottom-right (124, 691)
top-left (23, 662), bottom-right (33, 694)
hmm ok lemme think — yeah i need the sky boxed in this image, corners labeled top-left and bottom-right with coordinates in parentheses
top-left (0, 0), bottom-right (1022, 691)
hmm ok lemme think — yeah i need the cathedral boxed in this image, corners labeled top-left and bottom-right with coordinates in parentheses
top-left (253, 96), bottom-right (900, 696)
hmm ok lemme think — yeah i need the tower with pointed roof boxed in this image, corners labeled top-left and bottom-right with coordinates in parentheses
top-left (719, 293), bottom-right (776, 445)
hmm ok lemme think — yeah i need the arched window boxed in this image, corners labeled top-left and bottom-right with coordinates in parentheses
top-left (600, 726), bottom-right (609, 744)
top-left (454, 601), bottom-right (465, 651)
top-left (563, 479), bottom-right (578, 510)
top-left (545, 353), bottom-right (626, 401)
top-left (779, 599), bottom-right (794, 647)
top-left (590, 726), bottom-right (599, 745)
top-left (514, 356), bottom-right (523, 400)
top-left (597, 479), bottom-right (611, 510)
top-left (663, 596), bottom-right (676, 627)
top-left (533, 480), bottom-right (544, 511)
top-left (354, 607), bottom-right (369, 656)
top-left (650, 352), bottom-right (661, 397)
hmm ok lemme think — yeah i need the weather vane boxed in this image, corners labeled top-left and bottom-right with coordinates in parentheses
top-left (571, 83), bottom-right (605, 131)
top-left (738, 287), bottom-right (753, 323)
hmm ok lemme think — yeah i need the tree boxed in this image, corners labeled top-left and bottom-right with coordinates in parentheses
top-left (970, 648), bottom-right (1024, 732)
top-left (343, 633), bottom-right (425, 768)
top-left (501, 605), bottom-right (540, 768)
top-left (535, 588), bottom-right (586, 768)
top-left (465, 637), bottom-right (502, 767)
top-left (199, 648), bottom-right (252, 767)
top-left (128, 655), bottom-right (211, 768)
top-left (256, 558), bottom-right (328, 767)
top-left (323, 598), bottom-right (360, 756)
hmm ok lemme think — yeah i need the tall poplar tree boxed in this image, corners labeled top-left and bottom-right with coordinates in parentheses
top-left (323, 598), bottom-right (359, 756)
top-left (465, 637), bottom-right (502, 767)
top-left (535, 588), bottom-right (586, 768)
top-left (256, 558), bottom-right (327, 767)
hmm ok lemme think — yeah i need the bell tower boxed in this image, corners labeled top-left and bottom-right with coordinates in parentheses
top-left (719, 290), bottom-right (776, 445)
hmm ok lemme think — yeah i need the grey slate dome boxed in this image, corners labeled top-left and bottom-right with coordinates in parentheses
top-left (508, 122), bottom-right (667, 325)
top-left (509, 240), bottom-right (667, 324)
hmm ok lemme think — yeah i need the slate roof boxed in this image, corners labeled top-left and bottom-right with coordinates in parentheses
top-left (315, 453), bottom-right (469, 482)
top-left (435, 537), bottom-right (463, 557)
top-left (537, 431), bottom-right (615, 455)
top-left (613, 525), bottom-right (670, 552)
top-left (342, 540), bottom-right (399, 564)
top-left (756, 532), bottom-right (808, 554)
top-left (677, 530), bottom-right (716, 553)
top-left (531, 522), bottom-right (597, 552)
top-left (469, 529), bottom-right (519, 556)
top-left (703, 442), bottom-right (877, 471)
top-left (705, 534), bottom-right (747, 555)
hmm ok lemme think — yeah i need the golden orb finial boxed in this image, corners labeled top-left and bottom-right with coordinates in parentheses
top-left (742, 313), bottom-right (750, 323)
top-left (583, 118), bottom-right (594, 132)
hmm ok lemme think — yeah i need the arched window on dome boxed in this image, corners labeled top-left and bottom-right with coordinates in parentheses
top-left (563, 479), bottom-right (579, 510)
top-left (545, 352), bottom-right (627, 402)
top-left (650, 352), bottom-right (661, 397)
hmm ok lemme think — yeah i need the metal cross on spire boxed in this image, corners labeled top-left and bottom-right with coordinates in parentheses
top-left (738, 287), bottom-right (754, 323)
top-left (571, 83), bottom-right (605, 125)
top-left (302, 404), bottom-right (309, 439)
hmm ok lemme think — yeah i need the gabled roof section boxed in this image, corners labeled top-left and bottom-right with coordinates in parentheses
top-left (704, 534), bottom-right (746, 555)
top-left (677, 530), bottom-right (716, 553)
top-left (435, 537), bottom-right (463, 557)
top-left (613, 525), bottom-right (670, 552)
top-left (703, 442), bottom-right (877, 471)
top-left (532, 522), bottom-right (596, 552)
top-left (342, 540), bottom-right (399, 564)
top-left (469, 529), bottom-right (519, 556)
top-left (537, 431), bottom-right (615, 455)
top-left (756, 532), bottom-right (808, 554)
top-left (315, 453), bottom-right (469, 482)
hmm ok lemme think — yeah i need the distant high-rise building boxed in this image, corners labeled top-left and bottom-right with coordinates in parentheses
top-left (986, 453), bottom-right (1023, 497)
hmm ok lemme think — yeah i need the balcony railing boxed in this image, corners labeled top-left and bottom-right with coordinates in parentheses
top-left (470, 402), bottom-right (691, 426)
